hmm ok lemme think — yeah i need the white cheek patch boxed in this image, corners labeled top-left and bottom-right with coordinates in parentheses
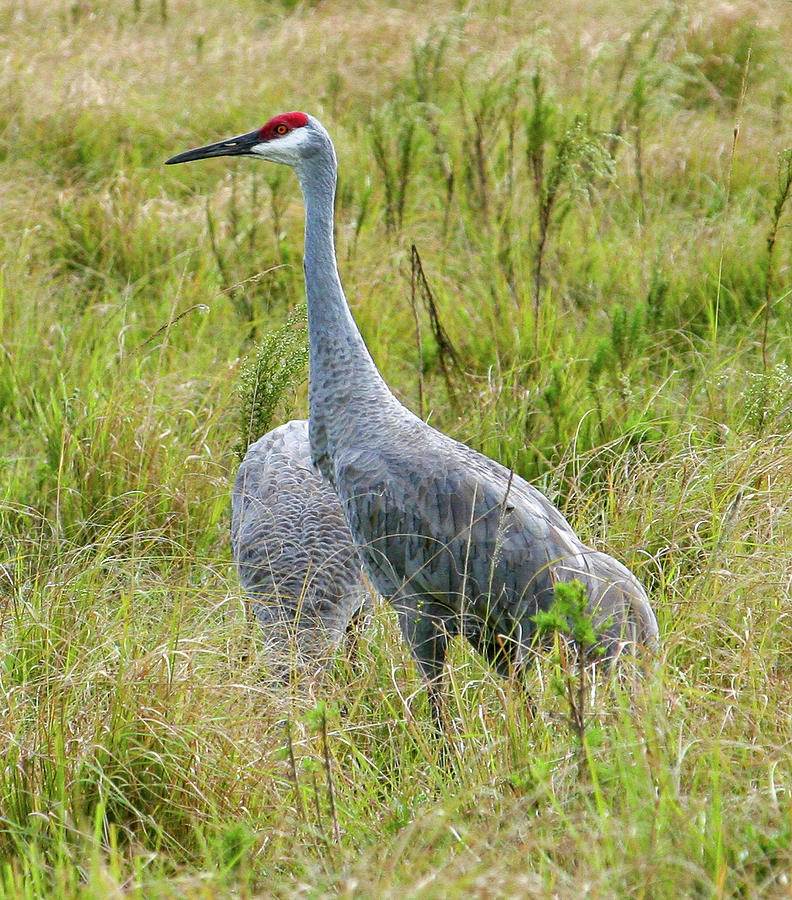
top-left (253, 128), bottom-right (307, 159)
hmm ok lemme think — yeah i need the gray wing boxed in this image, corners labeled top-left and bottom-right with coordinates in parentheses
top-left (577, 548), bottom-right (659, 658)
top-left (231, 419), bottom-right (370, 668)
top-left (335, 417), bottom-right (656, 667)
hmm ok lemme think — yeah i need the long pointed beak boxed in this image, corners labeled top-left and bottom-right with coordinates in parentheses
top-left (165, 129), bottom-right (262, 165)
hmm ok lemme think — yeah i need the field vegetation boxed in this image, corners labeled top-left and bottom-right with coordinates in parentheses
top-left (1, 0), bottom-right (792, 896)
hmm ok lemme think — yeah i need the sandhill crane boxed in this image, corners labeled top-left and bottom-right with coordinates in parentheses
top-left (232, 419), bottom-right (370, 674)
top-left (167, 112), bottom-right (659, 729)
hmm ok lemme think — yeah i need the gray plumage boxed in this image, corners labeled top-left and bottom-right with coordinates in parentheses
top-left (231, 420), bottom-right (370, 672)
top-left (167, 112), bottom-right (659, 723)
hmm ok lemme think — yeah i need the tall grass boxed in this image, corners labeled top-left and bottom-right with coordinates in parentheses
top-left (1, 0), bottom-right (792, 895)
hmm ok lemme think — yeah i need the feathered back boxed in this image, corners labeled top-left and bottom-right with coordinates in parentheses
top-left (231, 420), bottom-right (370, 670)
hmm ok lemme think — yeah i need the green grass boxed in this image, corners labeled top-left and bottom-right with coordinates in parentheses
top-left (1, 0), bottom-right (792, 895)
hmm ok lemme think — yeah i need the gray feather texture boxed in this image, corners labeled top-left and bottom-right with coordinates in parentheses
top-left (330, 401), bottom-right (657, 686)
top-left (231, 419), bottom-right (370, 671)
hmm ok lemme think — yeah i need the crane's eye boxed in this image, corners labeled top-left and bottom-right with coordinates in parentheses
top-left (275, 123), bottom-right (289, 136)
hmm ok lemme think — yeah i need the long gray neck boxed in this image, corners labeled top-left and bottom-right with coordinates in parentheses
top-left (296, 154), bottom-right (395, 480)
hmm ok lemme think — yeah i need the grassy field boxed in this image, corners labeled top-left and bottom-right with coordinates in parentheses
top-left (2, 0), bottom-right (792, 896)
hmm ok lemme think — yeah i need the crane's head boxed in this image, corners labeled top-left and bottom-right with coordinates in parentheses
top-left (165, 112), bottom-right (325, 170)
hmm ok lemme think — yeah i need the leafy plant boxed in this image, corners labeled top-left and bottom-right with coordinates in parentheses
top-left (369, 102), bottom-right (420, 234)
top-left (525, 74), bottom-right (612, 339)
top-left (532, 579), bottom-right (606, 749)
top-left (587, 302), bottom-right (648, 414)
top-left (234, 304), bottom-right (309, 458)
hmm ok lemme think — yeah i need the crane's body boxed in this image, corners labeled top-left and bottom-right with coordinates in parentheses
top-left (231, 419), bottom-right (370, 672)
top-left (167, 112), bottom-right (659, 723)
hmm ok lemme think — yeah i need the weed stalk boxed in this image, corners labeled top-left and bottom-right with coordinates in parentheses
top-left (762, 149), bottom-right (792, 371)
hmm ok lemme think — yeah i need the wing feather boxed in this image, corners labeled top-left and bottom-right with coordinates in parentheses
top-left (333, 414), bottom-right (657, 663)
